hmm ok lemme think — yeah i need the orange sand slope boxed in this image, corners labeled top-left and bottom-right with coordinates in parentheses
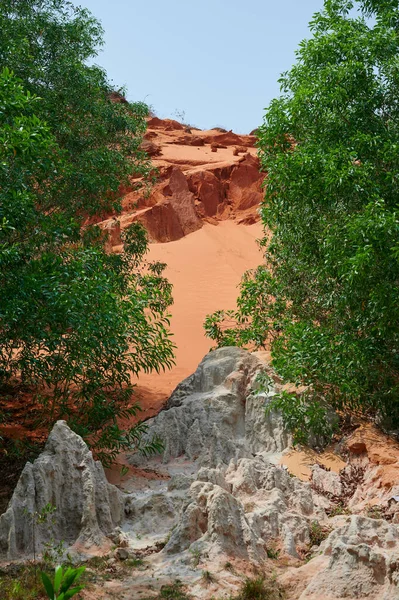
top-left (135, 220), bottom-right (263, 401)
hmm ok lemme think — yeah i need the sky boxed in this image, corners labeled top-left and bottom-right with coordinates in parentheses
top-left (80, 0), bottom-right (324, 134)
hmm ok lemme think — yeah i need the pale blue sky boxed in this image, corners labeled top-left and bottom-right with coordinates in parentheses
top-left (80, 0), bottom-right (324, 133)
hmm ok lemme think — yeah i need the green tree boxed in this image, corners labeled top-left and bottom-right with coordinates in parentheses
top-left (0, 0), bottom-right (152, 215)
top-left (0, 0), bottom-right (174, 462)
top-left (205, 0), bottom-right (399, 441)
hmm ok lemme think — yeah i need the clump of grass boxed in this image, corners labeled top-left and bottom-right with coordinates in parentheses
top-left (189, 546), bottom-right (201, 567)
top-left (202, 570), bottom-right (217, 585)
top-left (159, 580), bottom-right (192, 599)
top-left (141, 575), bottom-right (284, 600)
top-left (236, 576), bottom-right (284, 600)
top-left (327, 503), bottom-right (351, 517)
top-left (86, 555), bottom-right (109, 571)
top-left (224, 561), bottom-right (235, 573)
top-left (266, 547), bottom-right (280, 560)
top-left (142, 580), bottom-right (192, 600)
top-left (125, 557), bottom-right (145, 568)
top-left (309, 520), bottom-right (331, 547)
top-left (84, 553), bottom-right (146, 583)
top-left (0, 564), bottom-right (46, 600)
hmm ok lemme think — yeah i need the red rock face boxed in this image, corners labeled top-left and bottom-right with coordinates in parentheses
top-left (99, 117), bottom-right (266, 245)
top-left (132, 202), bottom-right (185, 243)
top-left (203, 131), bottom-right (255, 148)
top-left (228, 154), bottom-right (264, 211)
top-left (140, 139), bottom-right (162, 156)
top-left (129, 168), bottom-right (202, 243)
top-left (146, 117), bottom-right (185, 131)
top-left (187, 170), bottom-right (225, 217)
top-left (163, 168), bottom-right (202, 236)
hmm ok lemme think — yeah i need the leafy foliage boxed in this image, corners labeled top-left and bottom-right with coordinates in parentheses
top-left (0, 0), bottom-right (152, 215)
top-left (205, 0), bottom-right (399, 439)
top-left (0, 0), bottom-right (174, 460)
top-left (41, 565), bottom-right (85, 600)
top-left (264, 390), bottom-right (338, 446)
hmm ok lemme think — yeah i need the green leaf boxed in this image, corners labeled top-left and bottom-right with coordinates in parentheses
top-left (62, 586), bottom-right (84, 599)
top-left (41, 571), bottom-right (55, 599)
top-left (53, 565), bottom-right (63, 593)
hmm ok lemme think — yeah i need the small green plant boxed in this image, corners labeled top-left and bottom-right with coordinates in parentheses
top-left (266, 547), bottom-right (280, 560)
top-left (125, 557), bottom-right (145, 568)
top-left (224, 561), bottom-right (235, 573)
top-left (241, 577), bottom-right (268, 600)
top-left (41, 565), bottom-right (85, 599)
top-left (189, 546), bottom-right (202, 567)
top-left (120, 465), bottom-right (129, 477)
top-left (42, 540), bottom-right (71, 568)
top-left (309, 521), bottom-right (331, 547)
top-left (327, 503), bottom-right (351, 517)
top-left (159, 580), bottom-right (191, 599)
top-left (23, 503), bottom-right (58, 574)
top-left (84, 555), bottom-right (109, 574)
top-left (237, 576), bottom-right (284, 600)
top-left (163, 527), bottom-right (174, 546)
top-left (202, 570), bottom-right (216, 585)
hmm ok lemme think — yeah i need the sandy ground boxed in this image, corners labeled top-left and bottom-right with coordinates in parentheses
top-left (134, 220), bottom-right (263, 406)
top-left (280, 447), bottom-right (347, 481)
top-left (154, 141), bottom-right (257, 170)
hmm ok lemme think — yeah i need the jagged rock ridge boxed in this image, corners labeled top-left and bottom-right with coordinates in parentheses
top-left (98, 118), bottom-right (265, 245)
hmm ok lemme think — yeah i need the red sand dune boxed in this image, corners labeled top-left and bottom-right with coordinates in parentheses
top-left (97, 118), bottom-right (266, 415)
top-left (0, 119), bottom-right (265, 447)
top-left (135, 220), bottom-right (263, 418)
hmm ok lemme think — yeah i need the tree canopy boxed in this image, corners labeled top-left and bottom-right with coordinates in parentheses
top-left (0, 0), bottom-right (174, 463)
top-left (205, 0), bottom-right (399, 442)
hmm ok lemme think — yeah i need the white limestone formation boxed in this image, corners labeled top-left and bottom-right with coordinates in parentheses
top-left (0, 421), bottom-right (123, 559)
